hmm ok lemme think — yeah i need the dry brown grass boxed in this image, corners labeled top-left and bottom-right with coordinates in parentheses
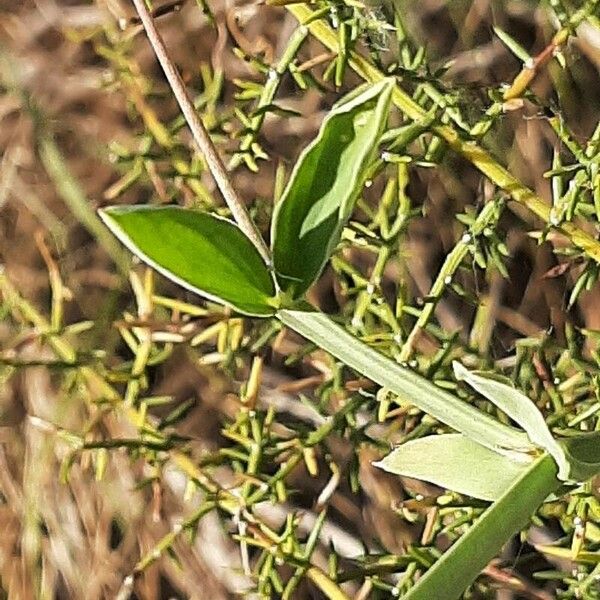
top-left (1, 1), bottom-right (600, 598)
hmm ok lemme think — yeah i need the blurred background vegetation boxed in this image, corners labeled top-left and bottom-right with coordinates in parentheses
top-left (2, 0), bottom-right (600, 598)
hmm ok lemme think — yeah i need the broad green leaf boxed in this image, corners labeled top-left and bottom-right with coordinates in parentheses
top-left (560, 432), bottom-right (600, 481)
top-left (99, 206), bottom-right (277, 316)
top-left (277, 309), bottom-right (534, 454)
top-left (271, 79), bottom-right (394, 297)
top-left (404, 454), bottom-right (559, 600)
top-left (453, 362), bottom-right (569, 480)
top-left (374, 434), bottom-right (533, 501)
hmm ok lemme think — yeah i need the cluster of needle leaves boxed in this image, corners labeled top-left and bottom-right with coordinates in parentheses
top-left (4, 0), bottom-right (600, 598)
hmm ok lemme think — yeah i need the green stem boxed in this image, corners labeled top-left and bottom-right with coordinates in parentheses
top-left (229, 25), bottom-right (308, 169)
top-left (404, 455), bottom-right (559, 600)
top-left (398, 198), bottom-right (504, 361)
top-left (285, 4), bottom-right (600, 263)
top-left (352, 243), bottom-right (391, 329)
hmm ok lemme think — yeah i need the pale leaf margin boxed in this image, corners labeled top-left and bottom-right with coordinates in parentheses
top-left (374, 434), bottom-right (533, 501)
top-left (453, 362), bottom-right (569, 480)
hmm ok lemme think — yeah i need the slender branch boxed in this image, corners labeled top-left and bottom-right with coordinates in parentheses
top-left (503, 0), bottom-right (599, 100)
top-left (229, 24), bottom-right (308, 170)
top-left (285, 4), bottom-right (600, 264)
top-left (130, 0), bottom-right (271, 263)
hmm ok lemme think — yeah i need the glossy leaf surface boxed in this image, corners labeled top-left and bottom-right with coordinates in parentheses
top-left (100, 205), bottom-right (277, 316)
top-left (271, 79), bottom-right (394, 297)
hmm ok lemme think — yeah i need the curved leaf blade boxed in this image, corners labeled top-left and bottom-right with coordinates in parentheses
top-left (453, 362), bottom-right (569, 480)
top-left (375, 434), bottom-right (533, 502)
top-left (277, 309), bottom-right (558, 600)
top-left (404, 454), bottom-right (559, 600)
top-left (271, 78), bottom-right (394, 297)
top-left (100, 205), bottom-right (277, 316)
top-left (277, 309), bottom-right (533, 454)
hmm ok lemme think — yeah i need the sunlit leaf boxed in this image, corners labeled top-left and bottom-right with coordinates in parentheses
top-left (535, 544), bottom-right (600, 564)
top-left (492, 27), bottom-right (531, 62)
top-left (453, 362), bottom-right (569, 480)
top-left (271, 78), bottom-right (394, 297)
top-left (374, 434), bottom-right (533, 501)
top-left (100, 205), bottom-right (277, 316)
top-left (277, 309), bottom-right (533, 453)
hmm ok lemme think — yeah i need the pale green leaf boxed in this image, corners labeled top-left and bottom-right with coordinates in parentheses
top-left (375, 434), bottom-right (533, 501)
top-left (271, 78), bottom-right (394, 298)
top-left (453, 362), bottom-right (569, 480)
top-left (100, 206), bottom-right (277, 316)
top-left (277, 309), bottom-right (533, 454)
top-left (536, 544), bottom-right (600, 564)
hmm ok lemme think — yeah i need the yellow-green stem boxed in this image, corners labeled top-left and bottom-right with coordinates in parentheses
top-left (285, 4), bottom-right (600, 263)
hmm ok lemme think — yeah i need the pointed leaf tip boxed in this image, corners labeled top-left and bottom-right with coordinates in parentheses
top-left (453, 361), bottom-right (569, 480)
top-left (271, 78), bottom-right (394, 298)
top-left (100, 205), bottom-right (277, 316)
